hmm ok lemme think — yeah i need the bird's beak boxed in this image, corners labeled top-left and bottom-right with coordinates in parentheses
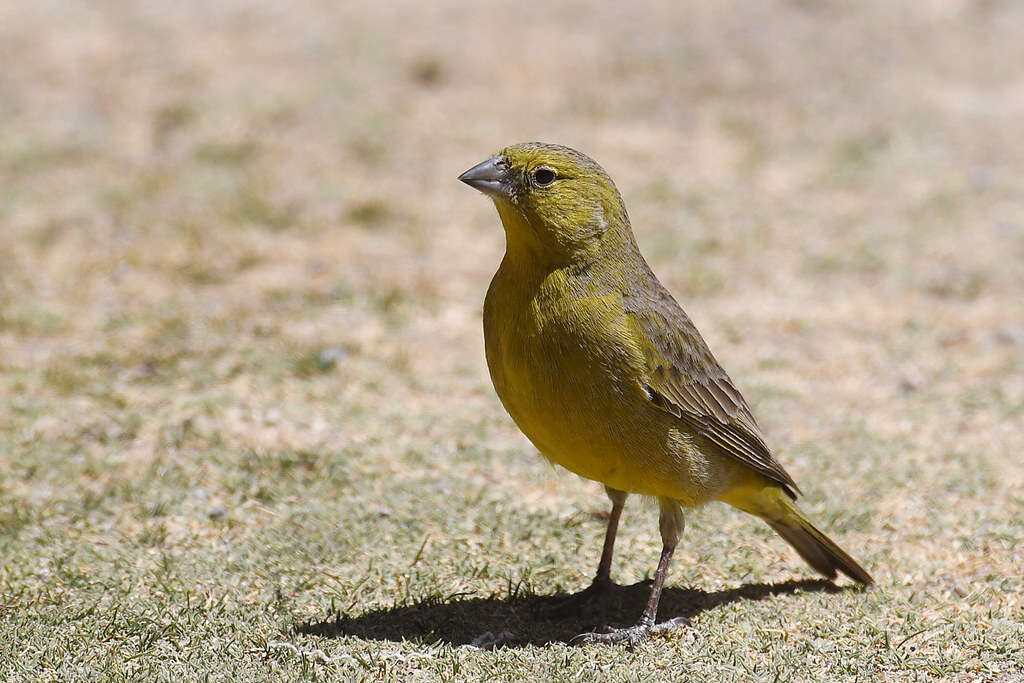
top-left (458, 156), bottom-right (509, 198)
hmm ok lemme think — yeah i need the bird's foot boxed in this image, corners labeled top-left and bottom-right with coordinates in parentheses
top-left (539, 576), bottom-right (625, 619)
top-left (570, 616), bottom-right (689, 648)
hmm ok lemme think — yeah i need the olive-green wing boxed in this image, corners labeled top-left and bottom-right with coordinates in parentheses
top-left (622, 279), bottom-right (801, 498)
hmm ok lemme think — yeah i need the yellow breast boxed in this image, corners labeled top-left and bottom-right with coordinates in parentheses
top-left (482, 259), bottom-right (722, 503)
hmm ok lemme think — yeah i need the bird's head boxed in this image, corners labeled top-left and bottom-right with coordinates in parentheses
top-left (459, 142), bottom-right (631, 264)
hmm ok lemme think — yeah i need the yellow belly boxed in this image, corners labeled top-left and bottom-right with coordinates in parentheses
top-left (483, 270), bottom-right (731, 505)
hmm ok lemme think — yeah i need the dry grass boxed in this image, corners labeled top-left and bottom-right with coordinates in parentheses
top-left (1, 0), bottom-right (1022, 680)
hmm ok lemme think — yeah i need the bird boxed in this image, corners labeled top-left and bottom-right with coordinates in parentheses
top-left (458, 142), bottom-right (873, 646)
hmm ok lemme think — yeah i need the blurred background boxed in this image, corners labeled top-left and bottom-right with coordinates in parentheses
top-left (1, 0), bottom-right (1021, 677)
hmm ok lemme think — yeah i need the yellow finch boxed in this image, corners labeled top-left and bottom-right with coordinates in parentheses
top-left (459, 142), bottom-right (872, 645)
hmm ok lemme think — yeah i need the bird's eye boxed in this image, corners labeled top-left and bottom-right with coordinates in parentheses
top-left (532, 168), bottom-right (556, 186)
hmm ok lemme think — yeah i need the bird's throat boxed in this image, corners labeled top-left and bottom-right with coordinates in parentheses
top-left (494, 200), bottom-right (544, 259)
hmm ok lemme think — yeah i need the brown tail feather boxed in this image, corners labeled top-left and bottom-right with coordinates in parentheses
top-left (721, 483), bottom-right (874, 585)
top-left (766, 517), bottom-right (874, 585)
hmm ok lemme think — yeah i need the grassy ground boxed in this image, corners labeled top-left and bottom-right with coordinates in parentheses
top-left (1, 0), bottom-right (1022, 680)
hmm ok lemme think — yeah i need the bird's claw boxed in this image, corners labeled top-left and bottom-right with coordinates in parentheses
top-left (570, 616), bottom-right (689, 648)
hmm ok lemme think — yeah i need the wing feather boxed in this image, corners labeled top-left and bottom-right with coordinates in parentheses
top-left (623, 277), bottom-right (800, 498)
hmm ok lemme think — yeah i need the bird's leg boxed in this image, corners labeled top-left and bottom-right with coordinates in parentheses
top-left (541, 487), bottom-right (627, 618)
top-left (594, 486), bottom-right (628, 585)
top-left (572, 498), bottom-right (689, 646)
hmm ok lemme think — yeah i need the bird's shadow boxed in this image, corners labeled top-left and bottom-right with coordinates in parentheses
top-left (295, 578), bottom-right (850, 648)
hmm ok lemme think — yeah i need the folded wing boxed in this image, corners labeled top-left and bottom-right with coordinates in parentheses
top-left (623, 278), bottom-right (800, 498)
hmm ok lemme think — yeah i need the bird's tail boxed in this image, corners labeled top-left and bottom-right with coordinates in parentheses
top-left (721, 484), bottom-right (874, 585)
